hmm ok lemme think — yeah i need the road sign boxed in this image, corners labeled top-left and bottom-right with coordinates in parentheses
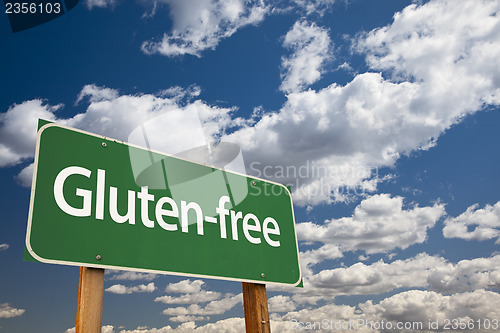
top-left (25, 121), bottom-right (302, 286)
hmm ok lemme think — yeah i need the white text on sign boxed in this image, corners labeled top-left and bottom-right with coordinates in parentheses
top-left (53, 166), bottom-right (281, 247)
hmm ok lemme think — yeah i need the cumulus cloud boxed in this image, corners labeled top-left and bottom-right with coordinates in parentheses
top-left (271, 289), bottom-right (500, 333)
top-left (165, 279), bottom-right (206, 294)
top-left (356, 0), bottom-right (500, 107)
top-left (0, 100), bottom-right (59, 167)
top-left (268, 295), bottom-right (297, 313)
top-left (112, 319), bottom-right (244, 332)
top-left (0, 84), bottom-right (238, 186)
top-left (274, 254), bottom-right (500, 306)
top-left (169, 315), bottom-right (210, 323)
top-left (14, 162), bottom-right (34, 187)
top-left (427, 255), bottom-right (500, 293)
top-left (361, 289), bottom-right (500, 332)
top-left (155, 279), bottom-right (221, 304)
top-left (297, 244), bottom-right (343, 284)
top-left (280, 20), bottom-right (332, 94)
top-left (106, 271), bottom-right (158, 281)
top-left (226, 0), bottom-right (500, 205)
top-left (277, 302), bottom-right (372, 333)
top-left (443, 201), bottom-right (500, 242)
top-left (75, 84), bottom-right (119, 104)
top-left (305, 253), bottom-right (444, 297)
top-left (292, 0), bottom-right (336, 16)
top-left (4, 0), bottom-right (500, 207)
top-left (141, 0), bottom-right (268, 57)
top-left (64, 84), bottom-right (235, 144)
top-left (85, 289), bottom-right (500, 332)
top-left (297, 194), bottom-right (445, 255)
top-left (161, 293), bottom-right (242, 322)
top-left (155, 279), bottom-right (240, 322)
top-left (155, 291), bottom-right (221, 305)
top-left (0, 303), bottom-right (25, 318)
top-left (105, 282), bottom-right (157, 294)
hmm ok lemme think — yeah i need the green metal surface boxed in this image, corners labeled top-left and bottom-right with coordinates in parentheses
top-left (25, 122), bottom-right (301, 286)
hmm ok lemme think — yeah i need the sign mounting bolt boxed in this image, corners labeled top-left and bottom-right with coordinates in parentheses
top-left (252, 181), bottom-right (256, 185)
top-left (261, 273), bottom-right (265, 278)
top-left (102, 142), bottom-right (107, 148)
top-left (96, 254), bottom-right (102, 260)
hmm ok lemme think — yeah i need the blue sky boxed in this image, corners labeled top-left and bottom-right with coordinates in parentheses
top-left (1, 0), bottom-right (500, 332)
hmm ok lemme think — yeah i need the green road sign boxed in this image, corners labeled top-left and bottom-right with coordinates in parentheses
top-left (25, 121), bottom-right (302, 286)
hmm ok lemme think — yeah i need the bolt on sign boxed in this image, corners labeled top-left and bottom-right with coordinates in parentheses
top-left (25, 120), bottom-right (302, 286)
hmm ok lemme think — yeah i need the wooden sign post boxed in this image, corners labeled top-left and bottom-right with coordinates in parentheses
top-left (242, 282), bottom-right (271, 333)
top-left (75, 267), bottom-right (105, 333)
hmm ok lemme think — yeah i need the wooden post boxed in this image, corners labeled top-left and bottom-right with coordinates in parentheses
top-left (76, 267), bottom-right (105, 333)
top-left (242, 282), bottom-right (271, 333)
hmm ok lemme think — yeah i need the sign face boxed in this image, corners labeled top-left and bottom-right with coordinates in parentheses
top-left (26, 122), bottom-right (302, 286)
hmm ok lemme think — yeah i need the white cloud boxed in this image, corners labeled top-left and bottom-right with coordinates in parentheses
top-left (292, 0), bottom-right (336, 16)
top-left (226, 0), bottom-right (500, 205)
top-left (106, 271), bottom-right (158, 281)
top-left (274, 254), bottom-right (500, 306)
top-left (427, 255), bottom-right (500, 293)
top-left (443, 201), bottom-right (500, 242)
top-left (157, 280), bottom-right (241, 322)
top-left (297, 194), bottom-right (445, 255)
top-left (0, 85), bottom-right (237, 186)
top-left (298, 243), bottom-right (343, 274)
top-left (101, 288), bottom-right (500, 332)
top-left (76, 84), bottom-right (119, 104)
top-left (361, 289), bottom-right (500, 332)
top-left (165, 279), bottom-right (205, 294)
top-left (3, 1), bottom-right (500, 208)
top-left (169, 315), bottom-right (209, 323)
top-left (270, 289), bottom-right (500, 333)
top-left (305, 253), bottom-right (444, 297)
top-left (0, 303), bottom-right (25, 318)
top-left (280, 20), bottom-right (332, 94)
top-left (0, 243), bottom-right (9, 251)
top-left (141, 0), bottom-right (268, 57)
top-left (114, 319), bottom-right (244, 332)
top-left (159, 85), bottom-right (201, 102)
top-left (14, 163), bottom-right (34, 187)
top-left (268, 295), bottom-right (296, 313)
top-left (5, 1), bottom-right (500, 207)
top-left (63, 85), bottom-right (225, 143)
top-left (161, 293), bottom-right (242, 318)
top-left (197, 293), bottom-right (242, 315)
top-left (277, 302), bottom-right (372, 333)
top-left (155, 290), bottom-right (221, 305)
top-left (357, 0), bottom-right (500, 108)
top-left (105, 282), bottom-right (157, 294)
top-left (0, 100), bottom-right (59, 167)
top-left (84, 0), bottom-right (116, 10)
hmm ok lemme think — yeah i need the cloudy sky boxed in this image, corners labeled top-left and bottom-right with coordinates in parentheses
top-left (1, 0), bottom-right (500, 332)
